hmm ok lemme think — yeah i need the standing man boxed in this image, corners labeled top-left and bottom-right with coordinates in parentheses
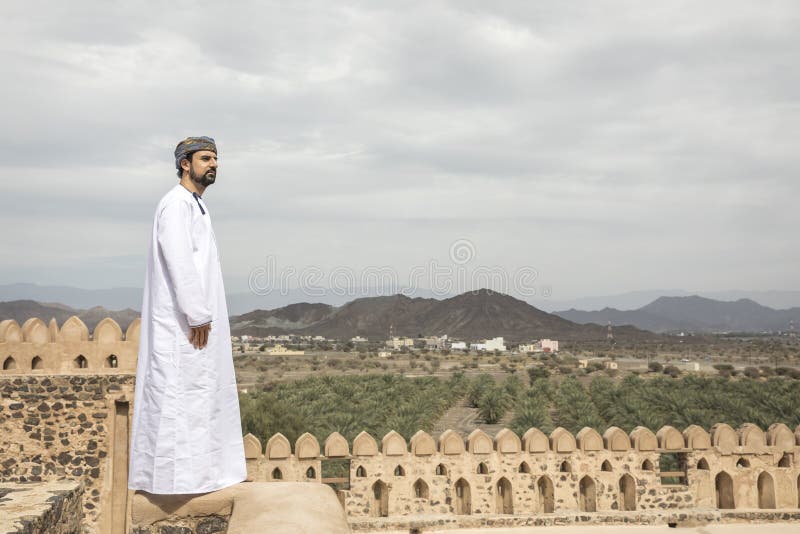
top-left (129, 137), bottom-right (247, 494)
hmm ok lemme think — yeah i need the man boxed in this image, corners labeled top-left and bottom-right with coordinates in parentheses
top-left (128, 136), bottom-right (247, 494)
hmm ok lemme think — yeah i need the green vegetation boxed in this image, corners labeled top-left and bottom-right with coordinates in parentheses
top-left (552, 374), bottom-right (800, 434)
top-left (555, 376), bottom-right (605, 430)
top-left (239, 373), bottom-right (466, 444)
top-left (477, 387), bottom-right (511, 424)
top-left (239, 371), bottom-right (800, 446)
top-left (510, 378), bottom-right (553, 436)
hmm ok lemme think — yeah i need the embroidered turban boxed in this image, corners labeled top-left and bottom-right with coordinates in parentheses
top-left (174, 136), bottom-right (217, 170)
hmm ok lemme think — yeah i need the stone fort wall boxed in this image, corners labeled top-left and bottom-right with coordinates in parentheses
top-left (241, 422), bottom-right (800, 521)
top-left (0, 316), bottom-right (140, 373)
top-left (1, 316), bottom-right (137, 534)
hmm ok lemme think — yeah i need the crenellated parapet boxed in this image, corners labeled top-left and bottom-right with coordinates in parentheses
top-left (0, 316), bottom-right (139, 374)
top-left (240, 423), bottom-right (800, 519)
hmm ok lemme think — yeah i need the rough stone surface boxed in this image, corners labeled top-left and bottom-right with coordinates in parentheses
top-left (0, 480), bottom-right (83, 534)
top-left (196, 516), bottom-right (229, 534)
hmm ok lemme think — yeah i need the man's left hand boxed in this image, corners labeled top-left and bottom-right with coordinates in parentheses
top-left (189, 323), bottom-right (212, 349)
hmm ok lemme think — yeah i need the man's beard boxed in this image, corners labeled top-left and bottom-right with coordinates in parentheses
top-left (190, 167), bottom-right (216, 187)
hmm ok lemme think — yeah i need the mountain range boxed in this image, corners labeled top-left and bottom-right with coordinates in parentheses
top-left (2, 286), bottom-right (799, 339)
top-left (229, 289), bottom-right (651, 342)
top-left (4, 283), bottom-right (800, 315)
top-left (555, 295), bottom-right (800, 334)
top-left (535, 289), bottom-right (800, 313)
top-left (0, 291), bottom-right (650, 342)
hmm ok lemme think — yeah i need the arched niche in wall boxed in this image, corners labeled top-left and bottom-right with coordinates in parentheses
top-left (324, 432), bottom-right (349, 458)
top-left (522, 427), bottom-right (549, 453)
top-left (710, 423), bottom-right (738, 455)
top-left (381, 430), bottom-right (407, 457)
top-left (93, 317), bottom-right (123, 344)
top-left (494, 428), bottom-right (521, 454)
top-left (353, 431), bottom-right (379, 457)
top-left (438, 429), bottom-right (465, 456)
top-left (603, 426), bottom-right (630, 452)
top-left (409, 430), bottom-right (435, 456)
top-left (295, 432), bottom-right (320, 460)
top-left (266, 433), bottom-right (291, 460)
top-left (683, 425), bottom-right (711, 450)
top-left (61, 316), bottom-right (89, 342)
top-left (550, 427), bottom-right (576, 453)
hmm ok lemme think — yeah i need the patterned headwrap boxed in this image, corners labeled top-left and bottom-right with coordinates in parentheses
top-left (174, 136), bottom-right (217, 171)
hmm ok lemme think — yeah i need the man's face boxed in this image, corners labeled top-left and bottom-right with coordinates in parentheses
top-left (185, 150), bottom-right (218, 187)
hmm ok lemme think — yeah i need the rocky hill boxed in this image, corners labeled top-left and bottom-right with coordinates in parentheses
top-left (230, 289), bottom-right (653, 342)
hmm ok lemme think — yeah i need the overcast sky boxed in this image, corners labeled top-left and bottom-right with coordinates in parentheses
top-left (1, 1), bottom-right (798, 302)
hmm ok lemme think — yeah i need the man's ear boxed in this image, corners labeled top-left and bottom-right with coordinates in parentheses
top-left (180, 157), bottom-right (191, 173)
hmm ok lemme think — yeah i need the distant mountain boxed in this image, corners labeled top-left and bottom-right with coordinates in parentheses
top-left (225, 286), bottom-right (452, 316)
top-left (0, 300), bottom-right (139, 332)
top-left (6, 284), bottom-right (800, 337)
top-left (0, 283), bottom-right (143, 311)
top-left (230, 289), bottom-right (654, 342)
top-left (230, 303), bottom-right (337, 336)
top-left (698, 290), bottom-right (800, 311)
top-left (530, 289), bottom-right (692, 312)
top-left (5, 283), bottom-right (800, 316)
top-left (0, 282), bottom-right (454, 315)
top-left (556, 295), bottom-right (800, 333)
top-left (532, 289), bottom-right (800, 312)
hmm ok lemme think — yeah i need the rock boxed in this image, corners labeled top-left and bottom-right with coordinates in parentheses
top-left (197, 516), bottom-right (228, 534)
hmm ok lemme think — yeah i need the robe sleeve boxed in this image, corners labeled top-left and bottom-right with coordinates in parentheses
top-left (157, 199), bottom-right (213, 327)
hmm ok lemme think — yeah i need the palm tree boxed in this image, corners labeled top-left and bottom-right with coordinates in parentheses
top-left (478, 387), bottom-right (511, 424)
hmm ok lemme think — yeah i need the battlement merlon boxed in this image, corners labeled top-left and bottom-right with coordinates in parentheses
top-left (0, 316), bottom-right (139, 372)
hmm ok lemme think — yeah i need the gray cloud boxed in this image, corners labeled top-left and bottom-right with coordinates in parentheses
top-left (1, 1), bottom-right (798, 299)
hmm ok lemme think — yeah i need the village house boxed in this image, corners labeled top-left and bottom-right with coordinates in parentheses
top-left (470, 337), bottom-right (506, 352)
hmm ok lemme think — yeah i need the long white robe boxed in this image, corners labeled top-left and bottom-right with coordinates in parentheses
top-left (128, 183), bottom-right (246, 494)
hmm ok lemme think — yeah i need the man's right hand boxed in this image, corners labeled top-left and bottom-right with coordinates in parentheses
top-left (189, 323), bottom-right (212, 349)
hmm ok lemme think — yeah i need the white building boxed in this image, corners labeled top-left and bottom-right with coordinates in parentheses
top-left (470, 337), bottom-right (506, 352)
top-left (449, 341), bottom-right (467, 351)
top-left (519, 339), bottom-right (559, 353)
top-left (541, 339), bottom-right (559, 352)
top-left (350, 336), bottom-right (368, 343)
top-left (485, 337), bottom-right (506, 351)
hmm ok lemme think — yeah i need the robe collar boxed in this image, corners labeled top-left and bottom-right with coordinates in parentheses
top-left (178, 183), bottom-right (207, 215)
top-left (192, 192), bottom-right (206, 215)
